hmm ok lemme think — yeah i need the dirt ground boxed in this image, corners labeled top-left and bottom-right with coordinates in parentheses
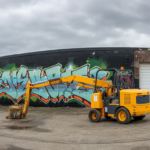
top-left (0, 106), bottom-right (150, 150)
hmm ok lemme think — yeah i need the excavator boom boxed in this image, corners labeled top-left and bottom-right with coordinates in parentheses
top-left (29, 75), bottom-right (112, 89)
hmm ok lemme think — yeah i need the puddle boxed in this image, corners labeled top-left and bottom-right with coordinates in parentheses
top-left (8, 126), bottom-right (33, 130)
top-left (20, 119), bottom-right (34, 123)
top-left (7, 126), bottom-right (50, 132)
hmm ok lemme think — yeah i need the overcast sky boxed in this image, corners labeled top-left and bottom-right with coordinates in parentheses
top-left (0, 0), bottom-right (150, 56)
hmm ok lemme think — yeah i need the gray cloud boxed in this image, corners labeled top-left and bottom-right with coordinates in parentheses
top-left (0, 0), bottom-right (150, 57)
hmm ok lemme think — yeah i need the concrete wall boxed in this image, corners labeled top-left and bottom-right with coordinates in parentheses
top-left (0, 47), bottom-right (143, 107)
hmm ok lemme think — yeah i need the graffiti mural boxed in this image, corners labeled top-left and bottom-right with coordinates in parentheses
top-left (0, 60), bottom-right (111, 107)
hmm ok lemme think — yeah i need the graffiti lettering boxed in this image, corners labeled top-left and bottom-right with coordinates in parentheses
top-left (0, 63), bottom-right (109, 107)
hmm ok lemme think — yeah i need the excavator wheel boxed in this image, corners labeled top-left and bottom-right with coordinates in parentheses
top-left (88, 109), bottom-right (101, 122)
top-left (133, 115), bottom-right (145, 120)
top-left (116, 107), bottom-right (131, 124)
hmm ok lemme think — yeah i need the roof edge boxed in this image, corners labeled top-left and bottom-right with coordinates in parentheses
top-left (0, 47), bottom-right (148, 59)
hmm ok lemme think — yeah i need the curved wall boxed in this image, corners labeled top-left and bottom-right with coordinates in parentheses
top-left (0, 47), bottom-right (141, 107)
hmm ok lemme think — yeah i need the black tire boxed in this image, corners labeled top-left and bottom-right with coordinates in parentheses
top-left (88, 109), bottom-right (101, 122)
top-left (133, 115), bottom-right (145, 120)
top-left (116, 107), bottom-right (131, 124)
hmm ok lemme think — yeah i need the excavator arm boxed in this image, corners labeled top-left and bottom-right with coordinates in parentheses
top-left (7, 75), bottom-right (113, 119)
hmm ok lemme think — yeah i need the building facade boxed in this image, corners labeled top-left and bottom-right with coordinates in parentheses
top-left (0, 47), bottom-right (149, 107)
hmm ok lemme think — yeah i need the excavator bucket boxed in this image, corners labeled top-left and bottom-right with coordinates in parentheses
top-left (6, 84), bottom-right (31, 119)
top-left (7, 104), bottom-right (24, 119)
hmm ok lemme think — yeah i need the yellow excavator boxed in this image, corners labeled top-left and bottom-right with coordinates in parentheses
top-left (7, 67), bottom-right (150, 124)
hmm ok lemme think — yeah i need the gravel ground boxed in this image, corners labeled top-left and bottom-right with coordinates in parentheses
top-left (0, 106), bottom-right (150, 150)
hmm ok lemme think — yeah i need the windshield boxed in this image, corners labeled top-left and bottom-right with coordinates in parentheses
top-left (118, 71), bottom-right (134, 89)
